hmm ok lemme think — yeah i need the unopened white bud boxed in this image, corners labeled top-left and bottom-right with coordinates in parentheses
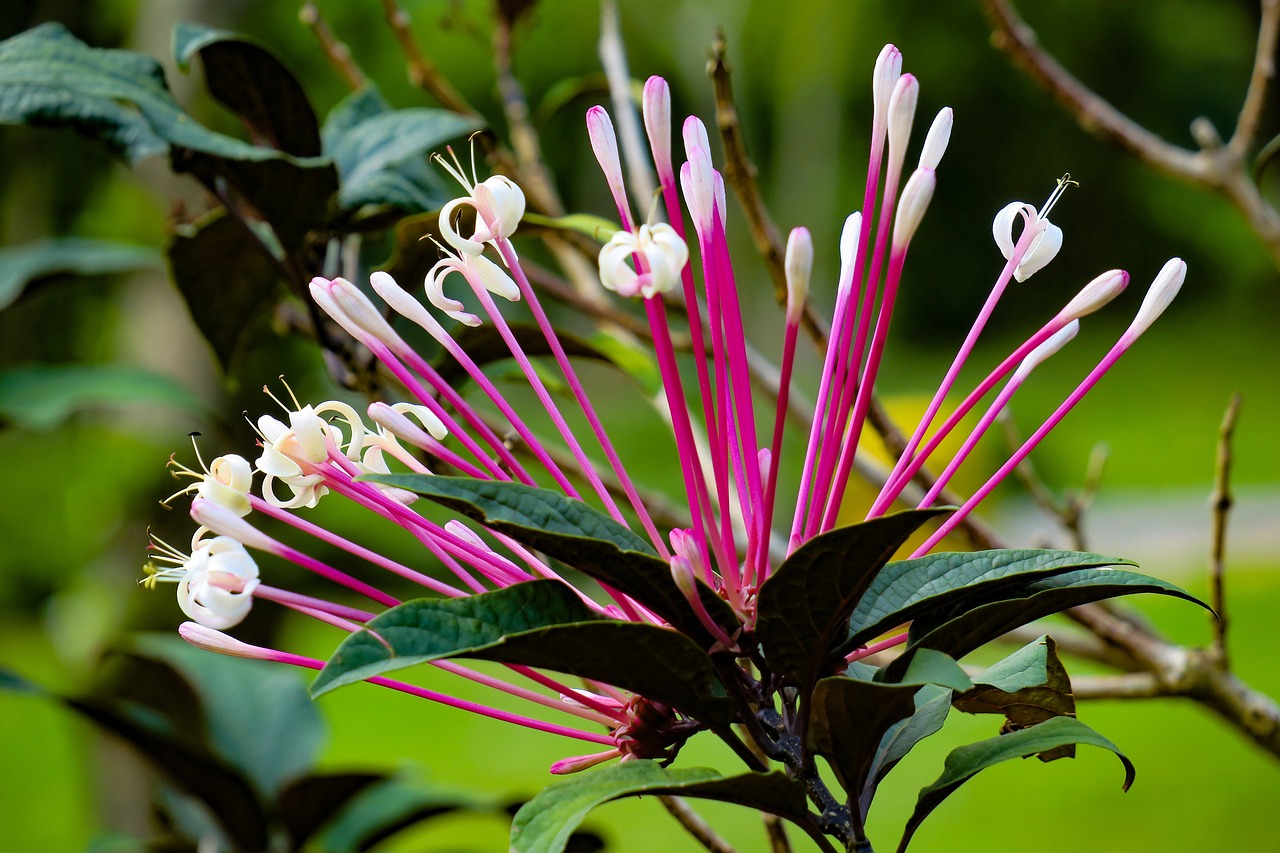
top-left (785, 227), bottom-right (813, 322)
top-left (643, 76), bottom-right (673, 177)
top-left (670, 554), bottom-right (698, 598)
top-left (191, 498), bottom-right (277, 553)
top-left (179, 622), bottom-right (273, 659)
top-left (919, 107), bottom-right (953, 170)
top-left (838, 212), bottom-right (863, 281)
top-left (682, 115), bottom-right (711, 161)
top-left (370, 270), bottom-right (446, 338)
top-left (369, 401), bottom-right (448, 444)
top-left (1013, 320), bottom-right (1079, 381)
top-left (587, 105), bottom-right (628, 215)
top-left (196, 454), bottom-right (254, 517)
top-left (1058, 269), bottom-right (1129, 321)
top-left (893, 169), bottom-right (936, 249)
top-left (887, 74), bottom-right (919, 161)
top-left (872, 44), bottom-right (903, 124)
top-left (1125, 258), bottom-right (1185, 340)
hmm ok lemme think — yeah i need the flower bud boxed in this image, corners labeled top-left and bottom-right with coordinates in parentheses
top-left (587, 105), bottom-right (629, 218)
top-left (785, 227), bottom-right (813, 323)
top-left (872, 44), bottom-right (903, 125)
top-left (1124, 258), bottom-right (1185, 341)
top-left (887, 74), bottom-right (919, 161)
top-left (1058, 269), bottom-right (1129, 321)
top-left (919, 107), bottom-right (953, 171)
top-left (643, 76), bottom-right (673, 179)
top-left (196, 454), bottom-right (254, 517)
top-left (179, 622), bottom-right (271, 658)
top-left (838, 211), bottom-right (863, 283)
top-left (892, 169), bottom-right (936, 250)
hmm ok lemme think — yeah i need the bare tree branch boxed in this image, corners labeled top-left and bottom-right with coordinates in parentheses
top-left (981, 0), bottom-right (1280, 270)
top-left (299, 3), bottom-right (365, 90)
top-left (658, 796), bottom-right (741, 853)
top-left (1210, 393), bottom-right (1242, 664)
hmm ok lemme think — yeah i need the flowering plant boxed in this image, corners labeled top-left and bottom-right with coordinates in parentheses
top-left (142, 40), bottom-right (1207, 853)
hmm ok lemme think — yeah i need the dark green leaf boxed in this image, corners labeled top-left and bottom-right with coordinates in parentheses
top-left (897, 716), bottom-right (1135, 852)
top-left (167, 208), bottom-right (282, 369)
top-left (358, 475), bottom-right (740, 645)
top-left (846, 549), bottom-right (1133, 651)
top-left (859, 685), bottom-right (952, 817)
top-left (808, 676), bottom-right (920, 797)
top-left (0, 23), bottom-right (307, 165)
top-left (511, 761), bottom-right (831, 853)
top-left (954, 635), bottom-right (1076, 759)
top-left (313, 583), bottom-right (731, 722)
top-left (275, 772), bottom-right (385, 849)
top-left (755, 509), bottom-right (948, 685)
top-left (0, 364), bottom-right (207, 431)
top-left (322, 86), bottom-right (482, 213)
top-left (0, 237), bottom-right (160, 310)
top-left (0, 666), bottom-right (45, 695)
top-left (173, 22), bottom-right (321, 157)
top-left (886, 568), bottom-right (1210, 680)
top-left (315, 776), bottom-right (487, 853)
top-left (311, 580), bottom-right (601, 696)
top-left (129, 636), bottom-right (325, 798)
top-left (66, 695), bottom-right (267, 851)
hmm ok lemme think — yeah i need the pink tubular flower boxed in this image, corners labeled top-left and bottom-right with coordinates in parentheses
top-left (150, 44), bottom-right (1182, 772)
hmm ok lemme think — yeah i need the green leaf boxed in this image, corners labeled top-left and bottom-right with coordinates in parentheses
top-left (313, 583), bottom-right (731, 722)
top-left (885, 648), bottom-right (972, 692)
top-left (275, 772), bottom-right (384, 849)
top-left (314, 775), bottom-right (487, 853)
top-left (0, 364), bottom-right (206, 431)
top-left (359, 474), bottom-right (741, 645)
top-left (755, 509), bottom-right (948, 685)
top-left (322, 85), bottom-right (482, 213)
top-left (846, 549), bottom-right (1133, 651)
top-left (0, 237), bottom-right (160, 310)
top-left (860, 685), bottom-right (952, 816)
top-left (311, 580), bottom-right (600, 696)
top-left (0, 23), bottom-right (309, 165)
top-left (522, 211), bottom-right (621, 241)
top-left (808, 676), bottom-right (921, 797)
top-left (953, 635), bottom-right (1077, 759)
top-left (167, 208), bottom-right (282, 369)
top-left (897, 716), bottom-right (1135, 852)
top-left (511, 761), bottom-right (830, 853)
top-left (172, 22), bottom-right (321, 157)
top-left (887, 568), bottom-right (1211, 680)
top-left (130, 635), bottom-right (325, 798)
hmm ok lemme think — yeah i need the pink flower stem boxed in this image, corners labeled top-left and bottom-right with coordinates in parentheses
top-left (250, 495), bottom-right (467, 598)
top-left (644, 296), bottom-right (734, 584)
top-left (877, 240), bottom-right (1037, 511)
top-left (760, 316), bottom-right (799, 582)
top-left (460, 272), bottom-right (628, 526)
top-left (254, 584), bottom-right (376, 622)
top-left (911, 336), bottom-right (1137, 557)
top-left (257, 650), bottom-right (617, 745)
top-left (261, 536), bottom-right (399, 607)
top-left (846, 631), bottom-right (909, 662)
top-left (391, 319), bottom-right (575, 492)
top-left (819, 247), bottom-right (911, 532)
top-left (495, 238), bottom-right (671, 558)
top-left (790, 276), bottom-right (857, 551)
top-left (363, 340), bottom-right (511, 482)
top-left (707, 211), bottom-right (766, 589)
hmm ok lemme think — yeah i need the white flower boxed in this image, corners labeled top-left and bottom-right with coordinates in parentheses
top-left (597, 223), bottom-right (688, 299)
top-left (424, 251), bottom-right (521, 327)
top-left (146, 534), bottom-right (260, 630)
top-left (436, 147), bottom-right (526, 255)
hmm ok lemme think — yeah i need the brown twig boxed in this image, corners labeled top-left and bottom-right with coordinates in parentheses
top-left (763, 814), bottom-right (793, 853)
top-left (299, 3), bottom-right (365, 90)
top-left (1210, 393), bottom-right (1242, 664)
top-left (981, 0), bottom-right (1280, 270)
top-left (707, 29), bottom-right (830, 346)
top-left (379, 0), bottom-right (477, 116)
top-left (493, 12), bottom-right (566, 218)
top-left (658, 796), bottom-right (740, 853)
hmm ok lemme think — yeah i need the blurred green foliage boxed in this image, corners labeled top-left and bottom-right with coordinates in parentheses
top-left (0, 0), bottom-right (1276, 850)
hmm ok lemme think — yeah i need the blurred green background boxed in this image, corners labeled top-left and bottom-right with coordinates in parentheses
top-left (1, 0), bottom-right (1277, 850)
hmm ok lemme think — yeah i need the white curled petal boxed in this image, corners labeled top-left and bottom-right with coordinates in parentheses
top-left (257, 415), bottom-right (289, 444)
top-left (1015, 220), bottom-right (1063, 282)
top-left (438, 197), bottom-right (485, 256)
top-left (289, 406), bottom-right (327, 463)
top-left (598, 233), bottom-right (641, 297)
top-left (992, 201), bottom-right (1033, 261)
top-left (392, 402), bottom-right (448, 440)
top-left (255, 445), bottom-right (302, 479)
top-left (473, 176), bottom-right (525, 242)
top-left (425, 259), bottom-right (481, 326)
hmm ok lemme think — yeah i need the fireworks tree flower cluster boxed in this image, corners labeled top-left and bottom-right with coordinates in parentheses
top-left (148, 44), bottom-right (1203, 853)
